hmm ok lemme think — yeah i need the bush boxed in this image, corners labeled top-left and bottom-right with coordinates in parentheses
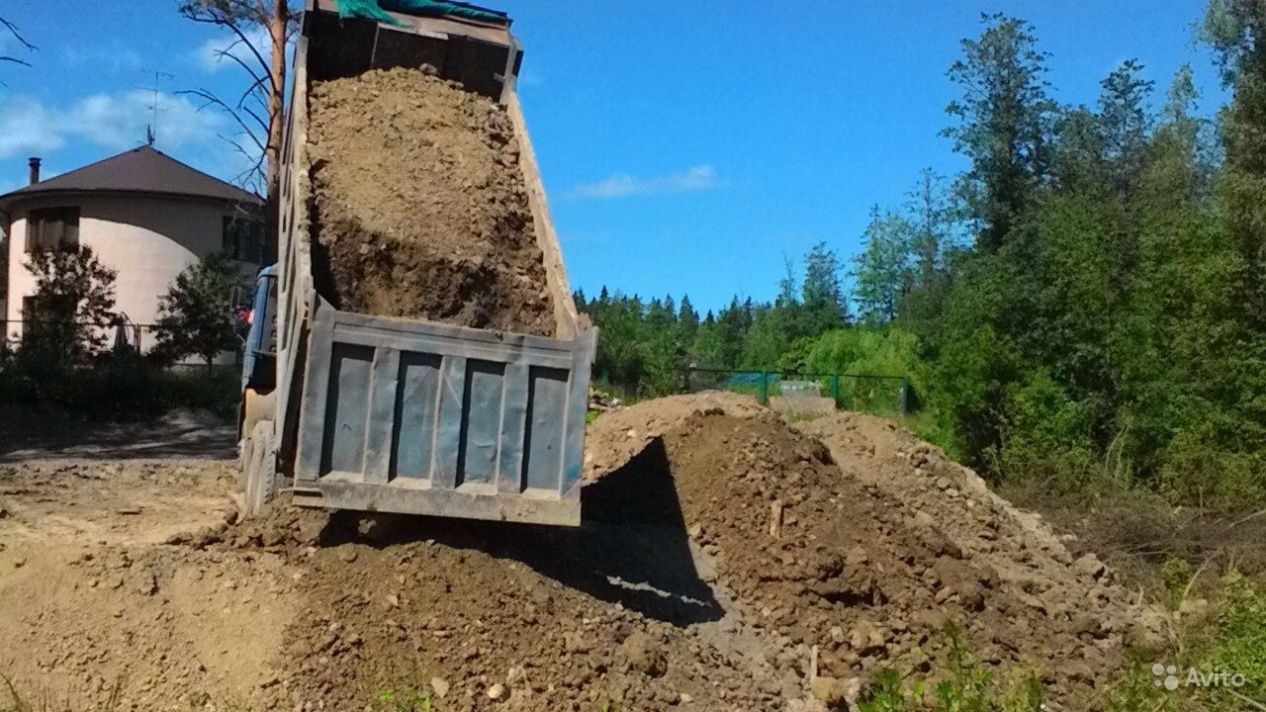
top-left (986, 371), bottom-right (1100, 492)
top-left (0, 350), bottom-right (239, 421)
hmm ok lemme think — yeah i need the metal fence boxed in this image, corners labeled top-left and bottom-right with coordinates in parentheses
top-left (1, 319), bottom-right (243, 369)
top-left (677, 367), bottom-right (910, 417)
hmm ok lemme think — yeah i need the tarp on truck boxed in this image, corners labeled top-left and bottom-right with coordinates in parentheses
top-left (339, 0), bottom-right (507, 26)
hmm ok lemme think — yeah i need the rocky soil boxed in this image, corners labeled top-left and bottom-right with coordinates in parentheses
top-left (307, 67), bottom-right (556, 337)
top-left (0, 395), bottom-right (1163, 711)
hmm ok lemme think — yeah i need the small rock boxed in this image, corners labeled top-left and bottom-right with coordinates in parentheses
top-left (810, 676), bottom-right (848, 708)
top-left (486, 683), bottom-right (506, 701)
top-left (1073, 553), bottom-right (1106, 580)
top-left (621, 631), bottom-right (667, 678)
top-left (430, 677), bottom-right (450, 698)
top-left (136, 571), bottom-right (158, 596)
top-left (340, 548), bottom-right (358, 563)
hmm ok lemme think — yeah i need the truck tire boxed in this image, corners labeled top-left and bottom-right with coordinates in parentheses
top-left (242, 419), bottom-right (279, 518)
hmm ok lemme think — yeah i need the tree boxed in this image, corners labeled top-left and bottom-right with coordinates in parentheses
top-left (801, 242), bottom-right (849, 332)
top-left (1098, 59), bottom-right (1154, 198)
top-left (179, 0), bottom-right (296, 257)
top-left (1051, 106), bottom-right (1107, 193)
top-left (943, 13), bottom-right (1055, 252)
top-left (19, 246), bottom-right (117, 367)
top-left (151, 253), bottom-right (249, 368)
top-left (852, 208), bottom-right (914, 325)
top-left (906, 168), bottom-right (954, 285)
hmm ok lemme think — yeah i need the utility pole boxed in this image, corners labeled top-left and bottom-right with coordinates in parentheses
top-left (140, 69), bottom-right (174, 146)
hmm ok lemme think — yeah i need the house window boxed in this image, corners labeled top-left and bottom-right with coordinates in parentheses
top-left (222, 217), bottom-right (264, 262)
top-left (25, 207), bottom-right (80, 252)
top-left (21, 294), bottom-right (72, 323)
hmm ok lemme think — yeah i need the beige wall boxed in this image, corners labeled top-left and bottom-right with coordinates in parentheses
top-left (4, 193), bottom-right (259, 347)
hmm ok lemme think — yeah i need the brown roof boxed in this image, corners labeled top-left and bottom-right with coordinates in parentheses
top-left (0, 145), bottom-right (262, 208)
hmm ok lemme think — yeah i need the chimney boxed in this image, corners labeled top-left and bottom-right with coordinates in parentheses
top-left (28, 157), bottom-right (40, 185)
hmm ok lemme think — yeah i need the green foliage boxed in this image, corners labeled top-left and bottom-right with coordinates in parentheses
top-left (943, 13), bottom-right (1055, 252)
top-left (858, 631), bottom-right (1043, 712)
top-left (0, 349), bottom-right (239, 420)
top-left (1198, 572), bottom-right (1266, 705)
top-left (373, 687), bottom-right (435, 712)
top-left (581, 242), bottom-right (848, 398)
top-left (584, 1), bottom-right (1266, 509)
top-left (17, 245), bottom-right (117, 370)
top-left (986, 371), bottom-right (1098, 491)
top-left (853, 207), bottom-right (915, 324)
top-left (151, 253), bottom-right (248, 367)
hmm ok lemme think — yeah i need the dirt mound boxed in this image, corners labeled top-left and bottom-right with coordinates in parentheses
top-left (795, 411), bottom-right (1164, 651)
top-left (308, 67), bottom-right (556, 336)
top-left (1, 401), bottom-right (1159, 710)
top-left (262, 513), bottom-right (782, 711)
top-left (662, 412), bottom-right (1148, 706)
top-left (583, 391), bottom-right (765, 480)
top-left (0, 460), bottom-right (300, 710)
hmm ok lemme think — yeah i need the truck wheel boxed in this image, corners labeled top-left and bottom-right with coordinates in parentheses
top-left (242, 419), bottom-right (279, 518)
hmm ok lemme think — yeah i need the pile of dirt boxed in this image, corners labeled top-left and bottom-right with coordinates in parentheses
top-left (584, 395), bottom-right (1165, 704)
top-left (582, 391), bottom-right (766, 480)
top-left (307, 67), bottom-right (557, 337)
top-left (0, 396), bottom-right (1164, 711)
top-left (0, 460), bottom-right (300, 711)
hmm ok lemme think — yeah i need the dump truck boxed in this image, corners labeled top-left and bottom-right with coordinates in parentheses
top-left (238, 0), bottom-right (596, 527)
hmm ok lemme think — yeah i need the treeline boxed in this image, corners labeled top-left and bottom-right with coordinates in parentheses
top-left (584, 5), bottom-right (1266, 505)
top-left (576, 242), bottom-right (861, 396)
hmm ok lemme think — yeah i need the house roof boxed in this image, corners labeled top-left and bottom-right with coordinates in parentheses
top-left (0, 145), bottom-right (263, 209)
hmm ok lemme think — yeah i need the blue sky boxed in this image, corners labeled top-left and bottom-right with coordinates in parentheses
top-left (0, 1), bottom-right (1225, 312)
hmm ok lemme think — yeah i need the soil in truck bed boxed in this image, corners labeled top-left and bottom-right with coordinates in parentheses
top-left (307, 67), bottom-right (557, 337)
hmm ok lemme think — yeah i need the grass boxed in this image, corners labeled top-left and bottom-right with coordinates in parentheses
top-left (0, 675), bottom-right (122, 712)
top-left (373, 688), bottom-right (436, 712)
top-left (857, 630), bottom-right (1044, 712)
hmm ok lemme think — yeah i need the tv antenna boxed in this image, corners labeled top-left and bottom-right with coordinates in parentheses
top-left (139, 70), bottom-right (174, 146)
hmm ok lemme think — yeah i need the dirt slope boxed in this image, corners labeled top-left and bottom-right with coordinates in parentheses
top-left (0, 460), bottom-right (300, 711)
top-left (308, 67), bottom-right (556, 336)
top-left (1, 397), bottom-right (1160, 711)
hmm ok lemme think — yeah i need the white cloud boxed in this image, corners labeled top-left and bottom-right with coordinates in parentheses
top-left (570, 165), bottom-right (721, 199)
top-left (197, 26), bottom-right (271, 73)
top-left (0, 97), bottom-right (65, 158)
top-left (0, 90), bottom-right (229, 161)
top-left (60, 44), bottom-right (143, 73)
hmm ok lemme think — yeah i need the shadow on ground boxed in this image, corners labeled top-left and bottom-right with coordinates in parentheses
top-left (319, 438), bottom-right (724, 626)
top-left (0, 412), bottom-right (237, 462)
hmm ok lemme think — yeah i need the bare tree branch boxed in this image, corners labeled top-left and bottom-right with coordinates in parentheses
top-left (0, 16), bottom-right (36, 68)
top-left (179, 88), bottom-right (267, 152)
top-left (0, 17), bottom-right (36, 52)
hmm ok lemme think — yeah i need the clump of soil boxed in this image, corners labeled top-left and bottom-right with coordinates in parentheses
top-left (307, 67), bottom-right (556, 336)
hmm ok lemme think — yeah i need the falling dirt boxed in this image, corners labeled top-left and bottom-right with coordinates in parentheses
top-left (0, 395), bottom-right (1165, 710)
top-left (307, 67), bottom-right (557, 337)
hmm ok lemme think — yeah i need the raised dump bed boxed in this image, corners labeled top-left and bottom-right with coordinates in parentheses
top-left (263, 0), bottom-right (594, 526)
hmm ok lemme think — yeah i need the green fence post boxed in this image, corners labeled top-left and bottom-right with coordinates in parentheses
top-left (830, 374), bottom-right (840, 404)
top-left (758, 371), bottom-right (769, 405)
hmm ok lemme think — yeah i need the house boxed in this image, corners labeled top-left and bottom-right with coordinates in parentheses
top-left (0, 146), bottom-right (264, 350)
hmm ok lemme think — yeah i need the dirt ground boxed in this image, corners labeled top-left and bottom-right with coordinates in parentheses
top-left (307, 67), bottom-right (556, 337)
top-left (0, 394), bottom-right (1165, 711)
top-left (0, 407), bottom-right (236, 462)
